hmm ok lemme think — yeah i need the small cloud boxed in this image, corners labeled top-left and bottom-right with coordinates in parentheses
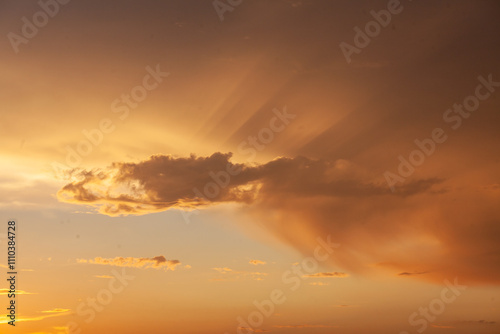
top-left (77, 256), bottom-right (181, 271)
top-left (455, 320), bottom-right (496, 325)
top-left (431, 324), bottom-right (455, 329)
top-left (213, 267), bottom-right (233, 274)
top-left (41, 308), bottom-right (70, 314)
top-left (0, 308), bottom-right (71, 324)
top-left (309, 282), bottom-right (329, 286)
top-left (303, 272), bottom-right (348, 278)
top-left (398, 271), bottom-right (429, 276)
top-left (211, 268), bottom-right (268, 281)
top-left (249, 260), bottom-right (267, 266)
top-left (0, 289), bottom-right (35, 295)
top-left (94, 275), bottom-right (114, 279)
top-left (238, 327), bottom-right (271, 333)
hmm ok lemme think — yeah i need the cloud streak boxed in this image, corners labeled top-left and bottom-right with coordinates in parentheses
top-left (303, 272), bottom-right (348, 278)
top-left (0, 309), bottom-right (71, 324)
top-left (77, 256), bottom-right (181, 271)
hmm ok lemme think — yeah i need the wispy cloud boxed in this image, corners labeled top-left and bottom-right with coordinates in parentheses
top-left (94, 275), bottom-right (114, 279)
top-left (41, 308), bottom-right (70, 314)
top-left (398, 271), bottom-right (429, 276)
top-left (454, 320), bottom-right (496, 325)
top-left (238, 328), bottom-right (271, 333)
top-left (0, 289), bottom-right (36, 295)
top-left (211, 267), bottom-right (268, 281)
top-left (308, 282), bottom-right (329, 286)
top-left (431, 324), bottom-right (455, 329)
top-left (303, 272), bottom-right (348, 278)
top-left (77, 255), bottom-right (181, 270)
top-left (0, 308), bottom-right (71, 324)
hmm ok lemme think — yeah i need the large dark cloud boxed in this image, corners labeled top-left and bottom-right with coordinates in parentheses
top-left (57, 152), bottom-right (438, 215)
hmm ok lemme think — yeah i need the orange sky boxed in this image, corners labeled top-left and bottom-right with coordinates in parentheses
top-left (1, 1), bottom-right (500, 334)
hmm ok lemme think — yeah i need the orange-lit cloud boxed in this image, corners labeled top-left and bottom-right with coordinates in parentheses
top-left (78, 255), bottom-right (181, 270)
top-left (213, 267), bottom-right (233, 274)
top-left (398, 271), bottom-right (429, 276)
top-left (303, 272), bottom-right (348, 278)
top-left (0, 289), bottom-right (35, 295)
top-left (454, 320), bottom-right (496, 325)
top-left (211, 267), bottom-right (268, 281)
top-left (238, 327), bottom-right (271, 333)
top-left (0, 308), bottom-right (71, 324)
top-left (249, 260), bottom-right (267, 265)
top-left (41, 309), bottom-right (71, 314)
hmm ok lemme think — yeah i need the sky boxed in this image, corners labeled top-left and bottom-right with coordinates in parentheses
top-left (1, 0), bottom-right (500, 333)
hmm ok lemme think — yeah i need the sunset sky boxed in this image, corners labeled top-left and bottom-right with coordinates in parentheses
top-left (1, 1), bottom-right (500, 333)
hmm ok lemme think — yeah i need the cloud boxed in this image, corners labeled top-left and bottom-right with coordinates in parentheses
top-left (238, 328), bottom-right (271, 333)
top-left (57, 153), bottom-right (434, 216)
top-left (303, 272), bottom-right (348, 278)
top-left (431, 324), bottom-right (455, 329)
top-left (249, 260), bottom-right (267, 266)
top-left (94, 275), bottom-right (114, 279)
top-left (78, 256), bottom-right (181, 270)
top-left (308, 282), bottom-right (329, 286)
top-left (398, 271), bottom-right (429, 276)
top-left (0, 308), bottom-right (71, 324)
top-left (273, 324), bottom-right (337, 329)
top-left (455, 320), bottom-right (496, 325)
top-left (0, 289), bottom-right (35, 295)
top-left (211, 267), bottom-right (268, 281)
top-left (212, 267), bottom-right (233, 274)
top-left (41, 309), bottom-right (70, 314)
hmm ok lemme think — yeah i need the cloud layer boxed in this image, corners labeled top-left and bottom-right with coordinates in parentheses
top-left (59, 153), bottom-right (500, 284)
top-left (78, 256), bottom-right (181, 271)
